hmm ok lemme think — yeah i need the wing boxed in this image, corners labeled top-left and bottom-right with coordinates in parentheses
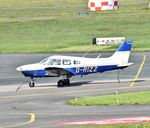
top-left (45, 67), bottom-right (74, 77)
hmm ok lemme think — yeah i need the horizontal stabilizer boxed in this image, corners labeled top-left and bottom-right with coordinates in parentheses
top-left (118, 63), bottom-right (134, 67)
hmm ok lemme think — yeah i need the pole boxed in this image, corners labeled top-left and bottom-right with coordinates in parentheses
top-left (117, 69), bottom-right (120, 83)
top-left (116, 82), bottom-right (120, 105)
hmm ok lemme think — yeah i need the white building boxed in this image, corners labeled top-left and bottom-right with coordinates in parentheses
top-left (88, 0), bottom-right (119, 11)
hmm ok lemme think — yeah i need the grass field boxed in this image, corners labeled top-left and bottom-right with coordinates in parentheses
top-left (67, 91), bottom-right (150, 127)
top-left (67, 91), bottom-right (150, 106)
top-left (0, 0), bottom-right (150, 53)
top-left (67, 123), bottom-right (150, 128)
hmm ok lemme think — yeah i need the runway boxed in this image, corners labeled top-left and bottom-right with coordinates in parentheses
top-left (0, 52), bottom-right (150, 127)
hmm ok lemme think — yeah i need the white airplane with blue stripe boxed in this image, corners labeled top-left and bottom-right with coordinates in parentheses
top-left (17, 40), bottom-right (133, 87)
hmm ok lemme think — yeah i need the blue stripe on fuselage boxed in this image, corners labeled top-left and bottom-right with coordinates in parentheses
top-left (65, 65), bottom-right (118, 75)
top-left (21, 65), bottom-right (119, 77)
top-left (22, 70), bottom-right (47, 77)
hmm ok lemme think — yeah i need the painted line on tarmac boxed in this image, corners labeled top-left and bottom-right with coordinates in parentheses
top-left (2, 113), bottom-right (35, 128)
top-left (0, 76), bottom-right (23, 79)
top-left (0, 93), bottom-right (46, 99)
top-left (36, 111), bottom-right (149, 116)
top-left (49, 117), bottom-right (150, 125)
top-left (60, 85), bottom-right (150, 95)
top-left (130, 55), bottom-right (146, 87)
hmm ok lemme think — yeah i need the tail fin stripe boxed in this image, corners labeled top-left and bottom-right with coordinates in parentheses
top-left (117, 40), bottom-right (132, 52)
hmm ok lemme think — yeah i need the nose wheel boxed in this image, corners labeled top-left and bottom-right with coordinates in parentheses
top-left (29, 81), bottom-right (35, 87)
top-left (29, 78), bottom-right (35, 87)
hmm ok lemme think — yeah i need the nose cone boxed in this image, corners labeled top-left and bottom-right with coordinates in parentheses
top-left (16, 66), bottom-right (23, 71)
top-left (16, 63), bottom-right (45, 72)
top-left (16, 63), bottom-right (46, 77)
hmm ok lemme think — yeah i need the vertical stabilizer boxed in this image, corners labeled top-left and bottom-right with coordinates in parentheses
top-left (110, 40), bottom-right (133, 65)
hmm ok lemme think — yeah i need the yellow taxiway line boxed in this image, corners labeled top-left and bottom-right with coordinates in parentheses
top-left (130, 55), bottom-right (146, 87)
top-left (2, 113), bottom-right (35, 128)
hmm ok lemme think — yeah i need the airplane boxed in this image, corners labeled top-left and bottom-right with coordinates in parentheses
top-left (16, 40), bottom-right (133, 87)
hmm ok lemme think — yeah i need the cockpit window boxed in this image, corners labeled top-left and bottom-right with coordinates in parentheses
top-left (48, 59), bottom-right (61, 65)
top-left (74, 60), bottom-right (80, 64)
top-left (63, 59), bottom-right (71, 65)
top-left (39, 57), bottom-right (49, 65)
top-left (40, 57), bottom-right (61, 65)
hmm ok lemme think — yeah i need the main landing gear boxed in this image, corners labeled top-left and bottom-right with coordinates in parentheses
top-left (57, 76), bottom-right (70, 87)
top-left (28, 76), bottom-right (71, 88)
top-left (29, 77), bottom-right (35, 87)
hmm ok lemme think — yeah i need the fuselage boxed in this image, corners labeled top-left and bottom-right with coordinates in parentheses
top-left (17, 40), bottom-right (133, 78)
top-left (17, 55), bottom-right (121, 78)
top-left (16, 41), bottom-right (133, 87)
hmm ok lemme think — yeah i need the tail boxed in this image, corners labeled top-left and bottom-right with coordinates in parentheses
top-left (110, 40), bottom-right (133, 66)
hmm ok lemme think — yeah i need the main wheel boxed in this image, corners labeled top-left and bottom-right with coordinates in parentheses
top-left (29, 82), bottom-right (35, 88)
top-left (57, 80), bottom-right (64, 87)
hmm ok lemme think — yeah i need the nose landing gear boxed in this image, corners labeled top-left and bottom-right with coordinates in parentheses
top-left (29, 77), bottom-right (35, 87)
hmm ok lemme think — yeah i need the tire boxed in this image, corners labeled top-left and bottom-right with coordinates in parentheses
top-left (29, 82), bottom-right (35, 88)
top-left (57, 80), bottom-right (64, 87)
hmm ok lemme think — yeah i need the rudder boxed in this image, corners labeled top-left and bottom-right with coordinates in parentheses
top-left (110, 40), bottom-right (133, 65)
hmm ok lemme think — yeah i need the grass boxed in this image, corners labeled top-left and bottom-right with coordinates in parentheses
top-left (0, 0), bottom-right (150, 52)
top-left (67, 91), bottom-right (150, 106)
top-left (66, 123), bottom-right (150, 128)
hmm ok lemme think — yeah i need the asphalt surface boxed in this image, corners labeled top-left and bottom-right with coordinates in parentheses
top-left (0, 52), bottom-right (149, 86)
top-left (0, 52), bottom-right (150, 128)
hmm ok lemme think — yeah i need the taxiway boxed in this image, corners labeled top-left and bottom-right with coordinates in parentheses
top-left (0, 52), bottom-right (149, 127)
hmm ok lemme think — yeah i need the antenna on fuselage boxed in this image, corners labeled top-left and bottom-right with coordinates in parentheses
top-left (97, 53), bottom-right (101, 59)
top-left (82, 51), bottom-right (89, 58)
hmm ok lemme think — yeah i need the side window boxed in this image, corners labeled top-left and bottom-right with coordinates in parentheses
top-left (63, 59), bottom-right (71, 65)
top-left (48, 59), bottom-right (61, 65)
top-left (74, 60), bottom-right (80, 65)
top-left (54, 59), bottom-right (61, 65)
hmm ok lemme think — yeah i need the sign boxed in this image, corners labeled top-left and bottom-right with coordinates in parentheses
top-left (88, 0), bottom-right (119, 11)
top-left (93, 37), bottom-right (126, 45)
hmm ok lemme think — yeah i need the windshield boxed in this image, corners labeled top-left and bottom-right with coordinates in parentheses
top-left (39, 57), bottom-right (62, 65)
top-left (39, 57), bottom-right (49, 64)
